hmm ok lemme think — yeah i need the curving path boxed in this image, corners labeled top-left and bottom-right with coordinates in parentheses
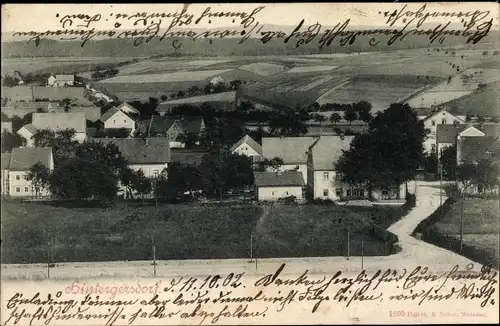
top-left (0, 182), bottom-right (484, 280)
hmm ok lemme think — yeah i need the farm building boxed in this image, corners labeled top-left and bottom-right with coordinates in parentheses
top-left (157, 92), bottom-right (236, 114)
top-left (138, 115), bottom-right (205, 142)
top-left (18, 112), bottom-right (87, 146)
top-left (254, 171), bottom-right (304, 201)
top-left (2, 147), bottom-right (54, 198)
top-left (53, 75), bottom-right (75, 87)
top-left (99, 107), bottom-right (137, 136)
top-left (261, 136), bottom-right (318, 184)
top-left (230, 135), bottom-right (263, 163)
top-left (422, 108), bottom-right (467, 153)
top-left (95, 138), bottom-right (170, 179)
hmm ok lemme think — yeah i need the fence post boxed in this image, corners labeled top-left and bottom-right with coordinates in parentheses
top-left (250, 234), bottom-right (253, 262)
top-left (152, 235), bottom-right (157, 277)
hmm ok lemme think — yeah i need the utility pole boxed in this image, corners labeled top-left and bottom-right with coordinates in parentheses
top-left (438, 163), bottom-right (443, 215)
top-left (361, 241), bottom-right (364, 270)
top-left (347, 230), bottom-right (350, 260)
top-left (460, 191), bottom-right (465, 254)
top-left (250, 234), bottom-right (253, 262)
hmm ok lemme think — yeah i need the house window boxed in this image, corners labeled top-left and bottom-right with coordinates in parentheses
top-left (346, 189), bottom-right (351, 197)
top-left (323, 189), bottom-right (329, 197)
top-left (285, 191), bottom-right (289, 196)
top-left (272, 191), bottom-right (275, 196)
top-left (431, 120), bottom-right (435, 126)
top-left (24, 175), bottom-right (28, 180)
top-left (16, 175), bottom-right (20, 180)
top-left (335, 173), bottom-right (342, 180)
top-left (124, 120), bottom-right (127, 123)
top-left (113, 119), bottom-right (116, 123)
top-left (442, 118), bottom-right (447, 124)
top-left (24, 187), bottom-right (29, 193)
top-left (336, 189), bottom-right (342, 197)
top-left (16, 187), bottom-right (20, 193)
top-left (353, 189), bottom-right (358, 197)
top-left (359, 189), bottom-right (364, 197)
top-left (153, 170), bottom-right (159, 178)
top-left (323, 172), bottom-right (329, 180)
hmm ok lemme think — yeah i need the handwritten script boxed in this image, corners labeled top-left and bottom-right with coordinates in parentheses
top-left (11, 4), bottom-right (495, 48)
top-left (1, 263), bottom-right (498, 325)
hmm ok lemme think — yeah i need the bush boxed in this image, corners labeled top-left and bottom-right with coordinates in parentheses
top-left (309, 198), bottom-right (336, 206)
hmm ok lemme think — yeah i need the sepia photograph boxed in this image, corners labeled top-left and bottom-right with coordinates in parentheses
top-left (1, 2), bottom-right (499, 325)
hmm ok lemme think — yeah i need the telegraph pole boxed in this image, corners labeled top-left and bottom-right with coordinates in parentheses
top-left (438, 163), bottom-right (443, 215)
top-left (460, 191), bottom-right (465, 254)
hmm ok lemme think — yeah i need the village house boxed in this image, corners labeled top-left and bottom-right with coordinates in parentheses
top-left (17, 112), bottom-right (87, 146)
top-left (230, 135), bottom-right (263, 164)
top-left (99, 107), bottom-right (137, 136)
top-left (436, 123), bottom-right (500, 155)
top-left (1, 147), bottom-right (54, 198)
top-left (138, 115), bottom-right (205, 148)
top-left (421, 108), bottom-right (466, 153)
top-left (48, 75), bottom-right (75, 87)
top-left (253, 171), bottom-right (304, 201)
top-left (306, 135), bottom-right (355, 200)
top-left (261, 136), bottom-right (317, 184)
top-left (95, 138), bottom-right (170, 179)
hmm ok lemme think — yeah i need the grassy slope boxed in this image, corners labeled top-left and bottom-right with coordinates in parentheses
top-left (1, 200), bottom-right (410, 263)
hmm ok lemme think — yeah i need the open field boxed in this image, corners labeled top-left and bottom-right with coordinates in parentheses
top-left (444, 81), bottom-right (500, 118)
top-left (255, 204), bottom-right (408, 258)
top-left (1, 57), bottom-right (138, 75)
top-left (417, 197), bottom-right (499, 269)
top-left (1, 200), bottom-right (262, 264)
top-left (0, 199), bottom-right (409, 264)
top-left (117, 59), bottom-right (234, 76)
top-left (317, 75), bottom-right (438, 109)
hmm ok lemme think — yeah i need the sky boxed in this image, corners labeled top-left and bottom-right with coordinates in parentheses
top-left (2, 3), bottom-right (499, 32)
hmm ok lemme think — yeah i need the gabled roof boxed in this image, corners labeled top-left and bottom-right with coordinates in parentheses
top-left (9, 147), bottom-right (52, 171)
top-left (1, 153), bottom-right (11, 169)
top-left (139, 115), bottom-right (205, 135)
top-left (117, 102), bottom-right (140, 115)
top-left (19, 123), bottom-right (37, 134)
top-left (309, 135), bottom-right (355, 170)
top-left (230, 135), bottom-right (263, 156)
top-left (262, 136), bottom-right (318, 164)
top-left (100, 107), bottom-right (121, 123)
top-left (254, 171), bottom-right (304, 187)
top-left (32, 112), bottom-right (86, 133)
top-left (423, 108), bottom-right (465, 122)
top-left (459, 137), bottom-right (499, 163)
top-left (436, 124), bottom-right (468, 143)
top-left (170, 148), bottom-right (208, 166)
top-left (93, 138), bottom-right (170, 164)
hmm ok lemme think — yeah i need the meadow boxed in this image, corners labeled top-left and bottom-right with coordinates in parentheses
top-left (1, 200), bottom-right (408, 264)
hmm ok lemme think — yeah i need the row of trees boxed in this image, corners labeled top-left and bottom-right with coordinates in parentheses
top-left (159, 79), bottom-right (245, 102)
top-left (27, 141), bottom-right (256, 202)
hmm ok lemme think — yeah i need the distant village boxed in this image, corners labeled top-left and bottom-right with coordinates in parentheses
top-left (1, 71), bottom-right (499, 203)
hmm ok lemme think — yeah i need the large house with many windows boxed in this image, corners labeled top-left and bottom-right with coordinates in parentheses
top-left (1, 147), bottom-right (54, 198)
